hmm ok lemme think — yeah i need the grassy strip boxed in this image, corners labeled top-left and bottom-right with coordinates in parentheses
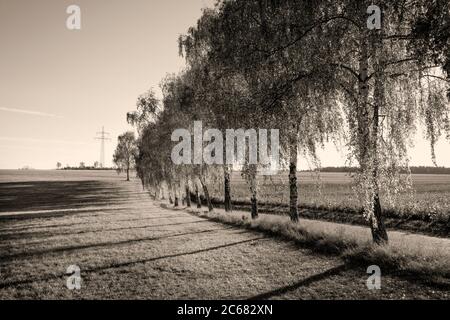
top-left (207, 197), bottom-right (450, 238)
top-left (185, 207), bottom-right (450, 286)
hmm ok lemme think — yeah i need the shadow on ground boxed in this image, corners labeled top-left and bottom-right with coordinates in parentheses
top-left (0, 236), bottom-right (265, 290)
top-left (0, 180), bottom-right (129, 214)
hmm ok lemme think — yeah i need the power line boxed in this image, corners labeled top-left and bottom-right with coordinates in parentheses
top-left (94, 126), bottom-right (111, 168)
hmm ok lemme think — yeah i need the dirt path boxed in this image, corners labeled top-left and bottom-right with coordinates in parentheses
top-left (0, 174), bottom-right (448, 299)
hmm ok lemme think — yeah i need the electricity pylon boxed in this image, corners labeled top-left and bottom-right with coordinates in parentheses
top-left (95, 126), bottom-right (111, 168)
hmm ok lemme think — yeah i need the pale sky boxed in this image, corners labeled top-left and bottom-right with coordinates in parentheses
top-left (0, 0), bottom-right (449, 169)
top-left (0, 0), bottom-right (214, 169)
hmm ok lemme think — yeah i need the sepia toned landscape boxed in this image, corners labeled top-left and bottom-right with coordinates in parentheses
top-left (1, 0), bottom-right (450, 303)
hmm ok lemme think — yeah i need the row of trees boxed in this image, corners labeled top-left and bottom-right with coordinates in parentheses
top-left (127, 0), bottom-right (450, 244)
top-left (318, 166), bottom-right (450, 174)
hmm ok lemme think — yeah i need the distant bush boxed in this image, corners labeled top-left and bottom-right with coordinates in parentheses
top-left (60, 166), bottom-right (115, 171)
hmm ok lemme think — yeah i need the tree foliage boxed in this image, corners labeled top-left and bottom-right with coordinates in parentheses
top-left (113, 132), bottom-right (138, 181)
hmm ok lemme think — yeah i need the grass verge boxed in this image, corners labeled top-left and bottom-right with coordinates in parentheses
top-left (183, 206), bottom-right (450, 289)
top-left (208, 197), bottom-right (450, 238)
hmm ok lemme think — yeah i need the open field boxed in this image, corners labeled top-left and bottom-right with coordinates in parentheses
top-left (221, 172), bottom-right (450, 218)
top-left (0, 170), bottom-right (449, 299)
top-left (205, 172), bottom-right (450, 237)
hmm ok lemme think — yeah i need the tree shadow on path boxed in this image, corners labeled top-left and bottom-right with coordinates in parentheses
top-left (248, 264), bottom-right (349, 300)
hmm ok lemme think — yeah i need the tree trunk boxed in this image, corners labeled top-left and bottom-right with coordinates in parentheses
top-left (371, 193), bottom-right (388, 244)
top-left (358, 35), bottom-right (371, 168)
top-left (250, 192), bottom-right (258, 219)
top-left (289, 132), bottom-right (299, 222)
top-left (249, 165), bottom-right (258, 219)
top-left (370, 34), bottom-right (388, 244)
top-left (195, 184), bottom-right (201, 208)
top-left (181, 182), bottom-right (185, 205)
top-left (126, 168), bottom-right (130, 181)
top-left (224, 166), bottom-right (232, 212)
top-left (169, 192), bottom-right (173, 205)
top-left (222, 131), bottom-right (232, 212)
top-left (358, 28), bottom-right (388, 244)
top-left (185, 183), bottom-right (191, 207)
top-left (200, 177), bottom-right (213, 212)
top-left (174, 185), bottom-right (179, 207)
top-left (370, 122), bottom-right (388, 244)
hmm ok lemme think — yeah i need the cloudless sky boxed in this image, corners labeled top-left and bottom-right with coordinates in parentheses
top-left (0, 0), bottom-right (449, 169)
top-left (0, 0), bottom-right (214, 169)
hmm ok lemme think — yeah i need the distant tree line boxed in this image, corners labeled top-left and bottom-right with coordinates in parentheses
top-left (57, 161), bottom-right (114, 170)
top-left (313, 166), bottom-right (450, 174)
top-left (59, 167), bottom-right (114, 171)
